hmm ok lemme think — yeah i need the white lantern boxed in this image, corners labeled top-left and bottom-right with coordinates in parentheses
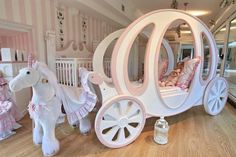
top-left (154, 117), bottom-right (169, 144)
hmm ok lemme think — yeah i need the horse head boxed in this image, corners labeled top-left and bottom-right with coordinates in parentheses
top-left (9, 66), bottom-right (40, 92)
top-left (9, 62), bottom-right (58, 102)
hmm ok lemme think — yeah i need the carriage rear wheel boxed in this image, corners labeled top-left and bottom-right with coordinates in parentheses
top-left (95, 95), bottom-right (146, 148)
top-left (204, 77), bottom-right (228, 115)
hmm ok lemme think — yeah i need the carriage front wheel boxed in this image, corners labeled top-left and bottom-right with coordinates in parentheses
top-left (204, 77), bottom-right (228, 115)
top-left (95, 95), bottom-right (146, 148)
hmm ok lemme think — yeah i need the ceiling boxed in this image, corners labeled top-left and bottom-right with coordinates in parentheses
top-left (131, 0), bottom-right (228, 27)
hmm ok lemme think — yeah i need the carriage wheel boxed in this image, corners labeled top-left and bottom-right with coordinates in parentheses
top-left (204, 77), bottom-right (228, 115)
top-left (95, 95), bottom-right (146, 148)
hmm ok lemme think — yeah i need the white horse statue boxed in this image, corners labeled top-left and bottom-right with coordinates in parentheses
top-left (9, 56), bottom-right (97, 156)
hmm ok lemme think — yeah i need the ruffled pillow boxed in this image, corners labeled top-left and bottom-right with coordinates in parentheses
top-left (159, 69), bottom-right (181, 87)
top-left (176, 57), bottom-right (201, 89)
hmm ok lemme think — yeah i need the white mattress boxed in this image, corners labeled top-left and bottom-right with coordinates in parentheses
top-left (160, 86), bottom-right (187, 98)
top-left (160, 86), bottom-right (182, 93)
top-left (131, 81), bottom-right (187, 96)
top-left (129, 81), bottom-right (188, 109)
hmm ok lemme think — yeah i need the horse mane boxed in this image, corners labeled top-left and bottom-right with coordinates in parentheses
top-left (33, 62), bottom-right (57, 84)
top-left (32, 62), bottom-right (67, 105)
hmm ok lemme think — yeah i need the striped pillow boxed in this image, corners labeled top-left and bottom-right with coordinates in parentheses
top-left (176, 57), bottom-right (201, 89)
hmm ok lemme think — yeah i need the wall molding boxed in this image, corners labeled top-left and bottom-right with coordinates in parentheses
top-left (0, 19), bottom-right (32, 32)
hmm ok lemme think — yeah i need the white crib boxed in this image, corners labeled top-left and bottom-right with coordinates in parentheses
top-left (55, 57), bottom-right (111, 86)
top-left (47, 40), bottom-right (111, 87)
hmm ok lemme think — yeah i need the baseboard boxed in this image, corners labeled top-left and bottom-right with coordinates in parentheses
top-left (228, 98), bottom-right (236, 109)
top-left (19, 109), bottom-right (28, 120)
top-left (228, 93), bottom-right (236, 108)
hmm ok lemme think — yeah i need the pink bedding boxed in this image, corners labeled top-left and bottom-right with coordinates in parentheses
top-left (159, 57), bottom-right (200, 89)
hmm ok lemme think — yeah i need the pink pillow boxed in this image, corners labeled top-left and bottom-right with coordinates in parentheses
top-left (176, 57), bottom-right (201, 89)
top-left (158, 59), bottom-right (168, 80)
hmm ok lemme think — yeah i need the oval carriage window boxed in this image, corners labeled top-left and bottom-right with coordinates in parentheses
top-left (127, 24), bottom-right (154, 84)
top-left (158, 19), bottom-right (195, 109)
top-left (103, 39), bottom-right (117, 78)
top-left (202, 33), bottom-right (211, 80)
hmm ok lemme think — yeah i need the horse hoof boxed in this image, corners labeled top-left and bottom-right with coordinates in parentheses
top-left (79, 117), bottom-right (91, 135)
top-left (45, 150), bottom-right (58, 157)
top-left (42, 138), bottom-right (59, 157)
top-left (43, 147), bottom-right (59, 157)
top-left (81, 130), bottom-right (90, 136)
top-left (48, 150), bottom-right (57, 156)
top-left (34, 142), bottom-right (42, 146)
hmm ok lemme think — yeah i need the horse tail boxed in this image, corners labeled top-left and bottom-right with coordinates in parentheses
top-left (59, 68), bottom-right (97, 126)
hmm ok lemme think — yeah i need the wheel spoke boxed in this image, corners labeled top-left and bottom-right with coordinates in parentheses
top-left (216, 100), bottom-right (221, 109)
top-left (100, 120), bottom-right (118, 130)
top-left (208, 96), bottom-right (216, 105)
top-left (220, 87), bottom-right (227, 95)
top-left (208, 98), bottom-right (216, 110)
top-left (220, 92), bottom-right (227, 98)
top-left (126, 104), bottom-right (139, 118)
top-left (117, 128), bottom-right (126, 142)
top-left (218, 80), bottom-right (224, 92)
top-left (103, 114), bottom-right (116, 121)
top-left (213, 83), bottom-right (218, 93)
top-left (210, 99), bottom-right (217, 112)
top-left (118, 100), bottom-right (128, 116)
top-left (219, 98), bottom-right (225, 105)
top-left (211, 100), bottom-right (218, 112)
top-left (128, 114), bottom-right (142, 123)
top-left (216, 81), bottom-right (220, 92)
top-left (216, 80), bottom-right (223, 92)
top-left (103, 126), bottom-right (120, 141)
top-left (126, 125), bottom-right (138, 135)
top-left (210, 88), bottom-right (217, 96)
top-left (105, 105), bottom-right (121, 120)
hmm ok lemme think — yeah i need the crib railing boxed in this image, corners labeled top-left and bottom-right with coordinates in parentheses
top-left (55, 58), bottom-right (111, 87)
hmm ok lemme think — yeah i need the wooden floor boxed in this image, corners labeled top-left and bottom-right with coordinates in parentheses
top-left (0, 103), bottom-right (236, 157)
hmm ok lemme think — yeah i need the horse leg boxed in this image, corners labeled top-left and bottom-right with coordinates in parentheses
top-left (33, 119), bottom-right (43, 145)
top-left (40, 118), bottom-right (59, 157)
top-left (79, 116), bottom-right (91, 135)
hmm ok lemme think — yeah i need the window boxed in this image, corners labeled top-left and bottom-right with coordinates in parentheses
top-left (226, 18), bottom-right (236, 98)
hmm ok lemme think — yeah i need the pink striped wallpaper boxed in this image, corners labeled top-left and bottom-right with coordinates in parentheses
top-left (0, 0), bottom-right (56, 61)
top-left (58, 6), bottom-right (120, 52)
top-left (0, 32), bottom-right (29, 51)
top-left (0, 0), bottom-right (120, 61)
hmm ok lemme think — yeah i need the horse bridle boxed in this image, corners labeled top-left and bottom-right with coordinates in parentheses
top-left (32, 73), bottom-right (56, 103)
